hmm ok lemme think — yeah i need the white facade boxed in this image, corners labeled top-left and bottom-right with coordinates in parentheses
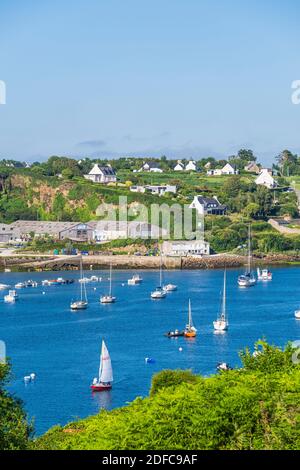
top-left (189, 195), bottom-right (226, 216)
top-left (162, 240), bottom-right (210, 257)
top-left (221, 163), bottom-right (237, 175)
top-left (84, 164), bottom-right (117, 183)
top-left (185, 160), bottom-right (197, 171)
top-left (139, 162), bottom-right (163, 173)
top-left (174, 162), bottom-right (184, 171)
top-left (207, 163), bottom-right (237, 176)
top-left (255, 169), bottom-right (277, 189)
top-left (93, 221), bottom-right (166, 241)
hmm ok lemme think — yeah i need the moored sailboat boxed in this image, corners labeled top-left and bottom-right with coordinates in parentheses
top-left (151, 252), bottom-right (167, 299)
top-left (100, 263), bottom-right (116, 303)
top-left (70, 258), bottom-right (88, 310)
top-left (213, 269), bottom-right (228, 331)
top-left (91, 340), bottom-right (113, 392)
top-left (184, 299), bottom-right (197, 337)
top-left (238, 225), bottom-right (256, 287)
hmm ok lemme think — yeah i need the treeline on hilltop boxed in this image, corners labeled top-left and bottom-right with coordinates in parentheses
top-left (1, 341), bottom-right (299, 450)
top-left (0, 152), bottom-right (300, 255)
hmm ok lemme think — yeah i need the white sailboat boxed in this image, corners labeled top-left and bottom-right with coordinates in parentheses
top-left (238, 225), bottom-right (256, 287)
top-left (184, 299), bottom-right (197, 337)
top-left (213, 270), bottom-right (229, 331)
top-left (100, 263), bottom-right (116, 303)
top-left (91, 340), bottom-right (113, 391)
top-left (151, 253), bottom-right (166, 299)
top-left (70, 258), bottom-right (88, 310)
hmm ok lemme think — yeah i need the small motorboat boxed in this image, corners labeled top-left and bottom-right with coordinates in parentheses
top-left (25, 280), bottom-right (38, 287)
top-left (91, 340), bottom-right (113, 392)
top-left (0, 283), bottom-right (10, 290)
top-left (257, 267), bottom-right (272, 281)
top-left (4, 290), bottom-right (18, 303)
top-left (295, 310), bottom-right (300, 319)
top-left (128, 274), bottom-right (143, 285)
top-left (184, 300), bottom-right (197, 338)
top-left (164, 329), bottom-right (184, 338)
top-left (163, 283), bottom-right (177, 292)
top-left (15, 282), bottom-right (26, 289)
top-left (217, 362), bottom-right (232, 372)
top-left (79, 277), bottom-right (91, 283)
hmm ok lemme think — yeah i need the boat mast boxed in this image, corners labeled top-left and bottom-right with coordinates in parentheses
top-left (98, 341), bottom-right (103, 382)
top-left (221, 269), bottom-right (226, 320)
top-left (188, 299), bottom-right (192, 328)
top-left (159, 251), bottom-right (163, 287)
top-left (80, 257), bottom-right (83, 301)
top-left (247, 224), bottom-right (251, 273)
top-left (109, 263), bottom-right (112, 297)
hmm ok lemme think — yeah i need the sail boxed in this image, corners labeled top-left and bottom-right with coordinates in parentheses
top-left (99, 340), bottom-right (113, 383)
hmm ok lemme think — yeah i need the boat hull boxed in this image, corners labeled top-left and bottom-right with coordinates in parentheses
top-left (91, 383), bottom-right (112, 392)
top-left (100, 296), bottom-right (116, 304)
top-left (213, 320), bottom-right (228, 331)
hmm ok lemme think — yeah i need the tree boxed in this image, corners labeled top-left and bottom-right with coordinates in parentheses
top-left (237, 148), bottom-right (256, 162)
top-left (0, 362), bottom-right (32, 449)
top-left (242, 202), bottom-right (260, 219)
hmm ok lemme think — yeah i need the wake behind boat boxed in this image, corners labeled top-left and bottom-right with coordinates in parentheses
top-left (91, 340), bottom-right (113, 392)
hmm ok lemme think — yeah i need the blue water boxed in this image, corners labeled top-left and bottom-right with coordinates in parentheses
top-left (0, 267), bottom-right (300, 435)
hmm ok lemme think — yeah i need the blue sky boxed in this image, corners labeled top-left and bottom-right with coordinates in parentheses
top-left (0, 0), bottom-right (300, 164)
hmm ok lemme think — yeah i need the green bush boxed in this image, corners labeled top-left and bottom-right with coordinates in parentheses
top-left (33, 341), bottom-right (300, 450)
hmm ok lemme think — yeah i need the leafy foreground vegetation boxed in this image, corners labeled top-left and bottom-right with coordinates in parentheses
top-left (0, 362), bottom-right (32, 449)
top-left (32, 341), bottom-right (300, 451)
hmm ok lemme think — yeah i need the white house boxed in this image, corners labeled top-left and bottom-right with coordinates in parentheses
top-left (189, 195), bottom-right (227, 216)
top-left (255, 169), bottom-right (277, 189)
top-left (207, 163), bottom-right (238, 176)
top-left (162, 240), bottom-right (210, 257)
top-left (84, 164), bottom-right (117, 183)
top-left (174, 161), bottom-right (184, 171)
top-left (185, 160), bottom-right (197, 171)
top-left (221, 163), bottom-right (237, 175)
top-left (139, 161), bottom-right (163, 173)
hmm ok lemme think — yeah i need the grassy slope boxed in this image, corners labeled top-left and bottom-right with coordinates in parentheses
top-left (33, 342), bottom-right (300, 450)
